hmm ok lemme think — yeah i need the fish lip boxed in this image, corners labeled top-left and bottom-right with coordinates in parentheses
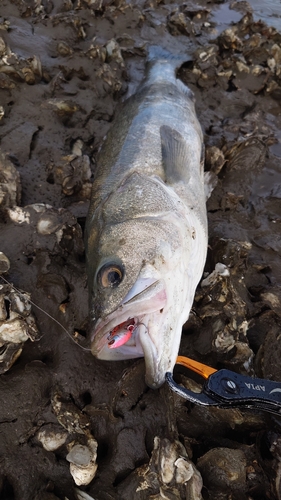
top-left (90, 279), bottom-right (166, 354)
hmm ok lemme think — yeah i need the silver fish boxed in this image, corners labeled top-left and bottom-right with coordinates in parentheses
top-left (85, 47), bottom-right (209, 388)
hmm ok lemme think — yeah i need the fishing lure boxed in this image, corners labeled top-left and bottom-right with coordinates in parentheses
top-left (107, 320), bottom-right (135, 349)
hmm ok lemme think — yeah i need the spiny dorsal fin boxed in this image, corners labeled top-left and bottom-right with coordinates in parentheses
top-left (160, 125), bottom-right (191, 185)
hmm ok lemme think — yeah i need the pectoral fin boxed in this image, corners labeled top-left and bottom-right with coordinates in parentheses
top-left (204, 171), bottom-right (217, 200)
top-left (160, 125), bottom-right (191, 185)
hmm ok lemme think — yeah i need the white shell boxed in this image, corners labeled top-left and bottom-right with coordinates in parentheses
top-left (72, 139), bottom-right (83, 157)
top-left (0, 319), bottom-right (29, 343)
top-left (67, 438), bottom-right (98, 486)
top-left (37, 214), bottom-right (61, 235)
top-left (175, 458), bottom-right (194, 484)
top-left (0, 252), bottom-right (10, 274)
top-left (37, 429), bottom-right (68, 451)
top-left (69, 462), bottom-right (97, 486)
top-left (0, 282), bottom-right (40, 373)
top-left (201, 262), bottom-right (230, 287)
top-left (31, 203), bottom-right (53, 212)
top-left (8, 207), bottom-right (30, 225)
top-left (66, 445), bottom-right (92, 466)
top-left (159, 445), bottom-right (178, 485)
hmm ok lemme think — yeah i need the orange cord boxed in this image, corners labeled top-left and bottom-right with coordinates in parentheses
top-left (176, 356), bottom-right (217, 379)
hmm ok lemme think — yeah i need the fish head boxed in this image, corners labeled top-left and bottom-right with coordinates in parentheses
top-left (87, 211), bottom-right (205, 389)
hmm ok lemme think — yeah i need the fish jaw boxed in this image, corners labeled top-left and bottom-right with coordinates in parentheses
top-left (90, 276), bottom-right (168, 361)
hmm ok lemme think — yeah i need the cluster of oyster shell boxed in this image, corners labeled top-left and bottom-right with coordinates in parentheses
top-left (0, 152), bottom-right (21, 210)
top-left (117, 436), bottom-right (203, 500)
top-left (0, 253), bottom-right (40, 374)
top-left (0, 31), bottom-right (43, 90)
top-left (0, 152), bottom-right (39, 373)
top-left (37, 392), bottom-right (98, 488)
top-left (47, 139), bottom-right (92, 198)
top-left (0, 150), bottom-right (85, 371)
top-left (181, 12), bottom-right (281, 98)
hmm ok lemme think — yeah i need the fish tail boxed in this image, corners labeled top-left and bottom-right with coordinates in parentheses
top-left (147, 45), bottom-right (189, 67)
top-left (146, 45), bottom-right (194, 98)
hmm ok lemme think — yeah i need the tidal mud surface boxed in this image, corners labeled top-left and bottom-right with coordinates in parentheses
top-left (0, 1), bottom-right (281, 499)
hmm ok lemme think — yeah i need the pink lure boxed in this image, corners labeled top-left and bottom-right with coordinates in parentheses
top-left (108, 322), bottom-right (135, 349)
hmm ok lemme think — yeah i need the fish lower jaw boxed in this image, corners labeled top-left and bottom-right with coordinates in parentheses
top-left (138, 321), bottom-right (176, 389)
top-left (91, 313), bottom-right (179, 389)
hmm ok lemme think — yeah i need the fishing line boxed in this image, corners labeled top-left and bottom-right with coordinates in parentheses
top-left (0, 275), bottom-right (92, 352)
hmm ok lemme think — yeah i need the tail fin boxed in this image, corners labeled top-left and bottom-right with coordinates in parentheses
top-left (148, 45), bottom-right (190, 65)
top-left (146, 45), bottom-right (194, 98)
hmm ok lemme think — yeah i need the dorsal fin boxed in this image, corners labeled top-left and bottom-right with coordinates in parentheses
top-left (160, 125), bottom-right (191, 185)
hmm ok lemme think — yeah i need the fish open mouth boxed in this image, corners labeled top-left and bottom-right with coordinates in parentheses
top-left (90, 277), bottom-right (167, 360)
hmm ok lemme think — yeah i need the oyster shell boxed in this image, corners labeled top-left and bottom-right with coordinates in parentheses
top-left (6, 204), bottom-right (84, 257)
top-left (205, 146), bottom-right (225, 175)
top-left (57, 41), bottom-right (73, 57)
top-left (0, 284), bottom-right (40, 373)
top-left (66, 439), bottom-right (98, 486)
top-left (116, 437), bottom-right (203, 499)
top-left (48, 148), bottom-right (91, 197)
top-left (0, 36), bottom-right (42, 87)
top-left (0, 252), bottom-right (10, 274)
top-left (197, 447), bottom-right (247, 499)
top-left (106, 39), bottom-right (124, 66)
top-left (0, 151), bottom-right (21, 210)
top-left (51, 392), bottom-right (98, 486)
top-left (167, 10), bottom-right (195, 37)
top-left (37, 425), bottom-right (68, 451)
top-left (96, 63), bottom-right (123, 93)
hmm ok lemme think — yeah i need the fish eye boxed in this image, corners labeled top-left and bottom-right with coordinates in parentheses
top-left (98, 264), bottom-right (124, 288)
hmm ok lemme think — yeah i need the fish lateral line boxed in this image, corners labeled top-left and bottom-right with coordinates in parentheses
top-left (0, 275), bottom-right (92, 352)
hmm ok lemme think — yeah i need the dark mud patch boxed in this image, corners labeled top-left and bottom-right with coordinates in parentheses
top-left (0, 1), bottom-right (281, 499)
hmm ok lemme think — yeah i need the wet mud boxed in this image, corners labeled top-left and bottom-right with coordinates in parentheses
top-left (0, 0), bottom-right (281, 499)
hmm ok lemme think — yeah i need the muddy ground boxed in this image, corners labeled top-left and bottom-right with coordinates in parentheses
top-left (0, 0), bottom-right (281, 499)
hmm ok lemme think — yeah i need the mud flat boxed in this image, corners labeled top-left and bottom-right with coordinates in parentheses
top-left (0, 0), bottom-right (281, 499)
